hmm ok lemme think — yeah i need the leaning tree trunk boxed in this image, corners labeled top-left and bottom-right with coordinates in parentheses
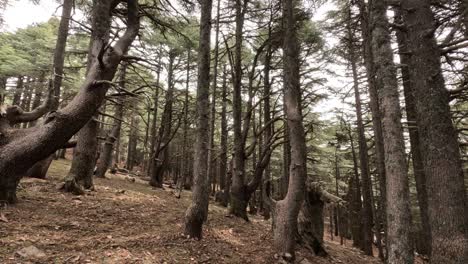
top-left (26, 0), bottom-right (74, 178)
top-left (401, 1), bottom-right (468, 263)
top-left (184, 0), bottom-right (213, 239)
top-left (271, 0), bottom-right (307, 260)
top-left (0, 0), bottom-right (139, 204)
top-left (371, 1), bottom-right (413, 262)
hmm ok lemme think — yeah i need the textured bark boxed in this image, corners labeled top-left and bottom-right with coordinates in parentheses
top-left (50, 0), bottom-right (73, 111)
top-left (150, 52), bottom-right (176, 188)
top-left (271, 0), bottom-right (307, 260)
top-left (348, 10), bottom-right (373, 255)
top-left (216, 64), bottom-right (229, 206)
top-left (371, 1), bottom-right (413, 262)
top-left (63, 118), bottom-right (98, 193)
top-left (394, 8), bottom-right (432, 256)
top-left (297, 187), bottom-right (327, 257)
top-left (261, 35), bottom-right (272, 219)
top-left (358, 3), bottom-right (387, 256)
top-left (147, 52), bottom-right (161, 176)
top-left (0, 0), bottom-right (139, 204)
top-left (95, 63), bottom-right (126, 178)
top-left (126, 113), bottom-right (139, 171)
top-left (184, 0), bottom-right (212, 239)
top-left (229, 0), bottom-right (249, 220)
top-left (176, 50), bottom-right (191, 197)
top-left (207, 0), bottom-right (221, 197)
top-left (401, 1), bottom-right (468, 263)
top-left (461, 0), bottom-right (468, 38)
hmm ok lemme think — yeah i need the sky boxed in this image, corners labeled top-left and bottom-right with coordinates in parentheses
top-left (2, 0), bottom-right (345, 121)
top-left (2, 0), bottom-right (59, 31)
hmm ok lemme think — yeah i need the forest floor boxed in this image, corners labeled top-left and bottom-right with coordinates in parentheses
top-left (1, 159), bottom-right (386, 264)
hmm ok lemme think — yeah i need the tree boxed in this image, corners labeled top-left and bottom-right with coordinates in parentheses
top-left (269, 0), bottom-right (307, 260)
top-left (401, 0), bottom-right (468, 262)
top-left (370, 0), bottom-right (412, 262)
top-left (0, 0), bottom-right (140, 204)
top-left (184, 0), bottom-right (213, 239)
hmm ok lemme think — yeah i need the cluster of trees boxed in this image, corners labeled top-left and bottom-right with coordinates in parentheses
top-left (0, 0), bottom-right (466, 262)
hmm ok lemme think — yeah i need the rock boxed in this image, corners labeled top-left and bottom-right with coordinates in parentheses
top-left (15, 245), bottom-right (46, 259)
top-left (299, 258), bottom-right (313, 264)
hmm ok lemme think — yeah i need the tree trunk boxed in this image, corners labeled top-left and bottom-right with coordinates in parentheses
top-left (359, 4), bottom-right (388, 257)
top-left (207, 0), bottom-right (221, 198)
top-left (347, 7), bottom-right (374, 253)
top-left (343, 120), bottom-right (364, 249)
top-left (401, 1), bottom-right (468, 262)
top-left (147, 51), bottom-right (161, 176)
top-left (394, 8), bottom-right (432, 256)
top-left (150, 51), bottom-right (176, 188)
top-left (230, 0), bottom-right (249, 220)
top-left (184, 0), bottom-right (212, 239)
top-left (94, 63), bottom-right (126, 178)
top-left (297, 188), bottom-right (327, 256)
top-left (371, 1), bottom-right (413, 262)
top-left (271, 0), bottom-right (307, 260)
top-left (50, 0), bottom-right (73, 111)
top-left (176, 49), bottom-right (191, 197)
top-left (63, 118), bottom-right (98, 194)
top-left (216, 64), bottom-right (229, 206)
top-left (126, 113), bottom-right (138, 171)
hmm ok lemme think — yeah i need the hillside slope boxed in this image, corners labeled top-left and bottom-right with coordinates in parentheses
top-left (0, 159), bottom-right (382, 263)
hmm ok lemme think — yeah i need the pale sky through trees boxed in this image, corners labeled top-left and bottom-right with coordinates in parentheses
top-left (2, 0), bottom-right (344, 121)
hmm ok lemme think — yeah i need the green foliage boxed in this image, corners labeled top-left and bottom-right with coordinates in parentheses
top-left (0, 18), bottom-right (58, 77)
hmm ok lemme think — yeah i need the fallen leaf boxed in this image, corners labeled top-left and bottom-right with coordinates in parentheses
top-left (0, 213), bottom-right (8, 222)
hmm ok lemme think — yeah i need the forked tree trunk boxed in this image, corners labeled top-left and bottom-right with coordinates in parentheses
top-left (401, 1), bottom-right (468, 262)
top-left (371, 1), bottom-right (413, 262)
top-left (0, 0), bottom-right (139, 204)
top-left (184, 0), bottom-right (213, 239)
top-left (271, 0), bottom-right (307, 260)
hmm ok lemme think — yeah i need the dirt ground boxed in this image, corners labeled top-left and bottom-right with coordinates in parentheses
top-left (0, 159), bottom-right (384, 264)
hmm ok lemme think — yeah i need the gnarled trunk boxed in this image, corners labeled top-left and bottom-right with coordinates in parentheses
top-left (0, 0), bottom-right (140, 204)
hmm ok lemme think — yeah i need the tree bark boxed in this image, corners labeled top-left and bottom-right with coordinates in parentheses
top-left (348, 17), bottom-right (374, 257)
top-left (401, 1), bottom-right (468, 262)
top-left (150, 51), bottom-right (176, 188)
top-left (371, 1), bottom-right (413, 262)
top-left (394, 8), bottom-right (432, 256)
top-left (230, 0), bottom-right (249, 220)
top-left (0, 0), bottom-right (139, 204)
top-left (63, 118), bottom-right (98, 194)
top-left (184, 0), bottom-right (212, 239)
top-left (50, 0), bottom-right (73, 111)
top-left (271, 0), bottom-right (307, 260)
top-left (94, 63), bottom-right (127, 178)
